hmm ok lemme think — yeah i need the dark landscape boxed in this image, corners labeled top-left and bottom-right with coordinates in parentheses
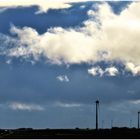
top-left (0, 127), bottom-right (140, 139)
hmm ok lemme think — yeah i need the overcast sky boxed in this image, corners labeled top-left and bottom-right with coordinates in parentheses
top-left (0, 0), bottom-right (140, 129)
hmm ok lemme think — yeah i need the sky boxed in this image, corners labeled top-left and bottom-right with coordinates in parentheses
top-left (0, 0), bottom-right (140, 129)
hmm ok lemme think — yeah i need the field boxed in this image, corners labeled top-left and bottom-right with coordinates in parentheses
top-left (0, 127), bottom-right (140, 139)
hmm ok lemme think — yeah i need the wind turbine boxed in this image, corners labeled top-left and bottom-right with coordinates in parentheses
top-left (138, 111), bottom-right (140, 129)
top-left (95, 100), bottom-right (99, 130)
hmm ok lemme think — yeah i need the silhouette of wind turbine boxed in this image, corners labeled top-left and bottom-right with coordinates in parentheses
top-left (95, 100), bottom-right (99, 130)
top-left (138, 111), bottom-right (140, 129)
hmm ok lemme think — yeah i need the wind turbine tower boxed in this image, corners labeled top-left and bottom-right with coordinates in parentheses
top-left (138, 111), bottom-right (140, 129)
top-left (95, 100), bottom-right (99, 130)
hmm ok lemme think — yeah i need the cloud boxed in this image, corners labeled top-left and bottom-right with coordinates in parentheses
top-left (88, 66), bottom-right (104, 77)
top-left (6, 59), bottom-right (12, 64)
top-left (125, 62), bottom-right (140, 76)
top-left (0, 7), bottom-right (7, 13)
top-left (0, 0), bottom-right (96, 13)
top-left (80, 5), bottom-right (86, 9)
top-left (88, 66), bottom-right (119, 77)
top-left (56, 75), bottom-right (69, 82)
top-left (9, 102), bottom-right (44, 111)
top-left (1, 2), bottom-right (140, 76)
top-left (54, 102), bottom-right (81, 108)
top-left (108, 99), bottom-right (140, 114)
top-left (105, 67), bottom-right (119, 76)
top-left (131, 99), bottom-right (140, 105)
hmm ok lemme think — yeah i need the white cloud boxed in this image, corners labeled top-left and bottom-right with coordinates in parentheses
top-left (80, 5), bottom-right (86, 9)
top-left (88, 66), bottom-right (119, 77)
top-left (0, 7), bottom-right (7, 13)
top-left (0, 0), bottom-right (96, 13)
top-left (56, 75), bottom-right (69, 82)
top-left (88, 66), bottom-right (104, 77)
top-left (1, 2), bottom-right (140, 76)
top-left (6, 59), bottom-right (12, 64)
top-left (55, 102), bottom-right (81, 108)
top-left (108, 99), bottom-right (140, 114)
top-left (125, 62), bottom-right (140, 76)
top-left (87, 9), bottom-right (95, 17)
top-left (105, 67), bottom-right (119, 76)
top-left (130, 99), bottom-right (140, 105)
top-left (9, 102), bottom-right (44, 111)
